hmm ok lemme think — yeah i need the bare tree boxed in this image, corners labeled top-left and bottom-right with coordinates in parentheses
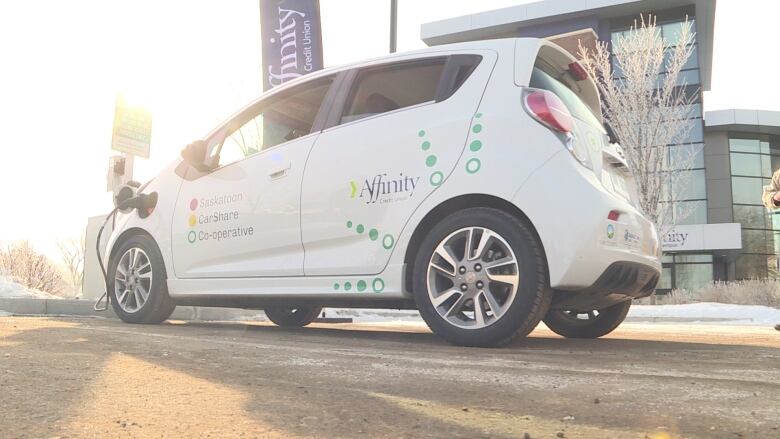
top-left (58, 236), bottom-right (85, 298)
top-left (0, 241), bottom-right (64, 295)
top-left (579, 15), bottom-right (699, 233)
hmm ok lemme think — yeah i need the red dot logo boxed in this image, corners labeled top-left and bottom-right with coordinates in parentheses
top-left (190, 198), bottom-right (198, 211)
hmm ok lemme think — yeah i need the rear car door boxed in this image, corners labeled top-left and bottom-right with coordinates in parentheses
top-left (300, 51), bottom-right (496, 276)
top-left (171, 75), bottom-right (335, 278)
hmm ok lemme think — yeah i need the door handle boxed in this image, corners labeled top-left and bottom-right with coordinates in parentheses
top-left (268, 163), bottom-right (291, 180)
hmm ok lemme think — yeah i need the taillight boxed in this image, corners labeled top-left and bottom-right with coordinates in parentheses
top-left (523, 89), bottom-right (574, 134)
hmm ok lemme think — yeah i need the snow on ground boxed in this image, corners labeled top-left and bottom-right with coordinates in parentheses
top-left (0, 276), bottom-right (59, 300)
top-left (628, 302), bottom-right (780, 325)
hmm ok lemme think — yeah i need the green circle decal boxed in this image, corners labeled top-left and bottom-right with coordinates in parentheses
top-left (187, 231), bottom-right (196, 244)
top-left (346, 220), bottom-right (353, 228)
top-left (475, 112), bottom-right (483, 118)
top-left (357, 280), bottom-right (367, 292)
top-left (369, 229), bottom-right (379, 241)
top-left (429, 171), bottom-right (444, 186)
top-left (425, 155), bottom-right (437, 167)
top-left (333, 283), bottom-right (340, 290)
top-left (344, 282), bottom-right (352, 291)
top-left (418, 130), bottom-right (425, 137)
top-left (421, 140), bottom-right (431, 151)
top-left (382, 234), bottom-right (395, 249)
top-left (372, 278), bottom-right (385, 293)
top-left (356, 224), bottom-right (364, 234)
top-left (466, 158), bottom-right (482, 174)
top-left (469, 140), bottom-right (482, 152)
top-left (472, 124), bottom-right (482, 133)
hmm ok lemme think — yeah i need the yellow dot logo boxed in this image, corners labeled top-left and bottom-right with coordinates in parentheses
top-left (188, 214), bottom-right (197, 227)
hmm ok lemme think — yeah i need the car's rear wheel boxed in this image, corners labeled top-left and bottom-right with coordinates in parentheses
top-left (543, 300), bottom-right (631, 338)
top-left (264, 306), bottom-right (322, 327)
top-left (108, 235), bottom-right (176, 324)
top-left (412, 207), bottom-right (551, 347)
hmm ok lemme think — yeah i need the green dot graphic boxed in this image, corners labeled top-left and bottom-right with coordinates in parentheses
top-left (421, 140), bottom-right (431, 151)
top-left (472, 124), bottom-right (482, 133)
top-left (333, 283), bottom-right (340, 290)
top-left (466, 158), bottom-right (482, 174)
top-left (475, 112), bottom-right (483, 118)
top-left (187, 231), bottom-right (196, 244)
top-left (372, 278), bottom-right (385, 293)
top-left (429, 171), bottom-right (444, 186)
top-left (344, 282), bottom-right (352, 291)
top-left (469, 140), bottom-right (483, 152)
top-left (382, 234), bottom-right (395, 249)
top-left (357, 280), bottom-right (367, 292)
top-left (418, 129), bottom-right (425, 137)
top-left (356, 224), bottom-right (364, 234)
top-left (369, 229), bottom-right (379, 241)
top-left (425, 155), bottom-right (437, 167)
top-left (346, 220), bottom-right (353, 228)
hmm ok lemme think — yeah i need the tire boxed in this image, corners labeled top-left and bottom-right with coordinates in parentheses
top-left (412, 207), bottom-right (551, 347)
top-left (108, 234), bottom-right (176, 324)
top-left (264, 306), bottom-right (322, 327)
top-left (543, 300), bottom-right (631, 338)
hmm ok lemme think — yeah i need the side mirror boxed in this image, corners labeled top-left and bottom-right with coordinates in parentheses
top-left (181, 140), bottom-right (214, 172)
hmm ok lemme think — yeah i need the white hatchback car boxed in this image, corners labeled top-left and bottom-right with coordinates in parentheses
top-left (104, 38), bottom-right (661, 347)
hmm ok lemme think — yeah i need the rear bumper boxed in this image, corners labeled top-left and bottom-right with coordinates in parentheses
top-left (550, 261), bottom-right (660, 311)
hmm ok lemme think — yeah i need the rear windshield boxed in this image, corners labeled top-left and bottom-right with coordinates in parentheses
top-left (529, 67), bottom-right (603, 129)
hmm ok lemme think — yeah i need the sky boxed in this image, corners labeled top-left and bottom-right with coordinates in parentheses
top-left (0, 0), bottom-right (777, 258)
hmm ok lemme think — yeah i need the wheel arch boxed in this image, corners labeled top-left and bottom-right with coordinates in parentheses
top-left (402, 193), bottom-right (547, 293)
top-left (109, 227), bottom-right (159, 264)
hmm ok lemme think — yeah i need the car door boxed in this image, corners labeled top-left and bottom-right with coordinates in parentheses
top-left (300, 51), bottom-right (496, 276)
top-left (171, 74), bottom-right (336, 278)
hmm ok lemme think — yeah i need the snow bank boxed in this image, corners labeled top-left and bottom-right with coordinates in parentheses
top-left (0, 276), bottom-right (59, 300)
top-left (628, 302), bottom-right (780, 325)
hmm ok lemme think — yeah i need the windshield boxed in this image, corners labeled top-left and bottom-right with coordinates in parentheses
top-left (529, 67), bottom-right (604, 130)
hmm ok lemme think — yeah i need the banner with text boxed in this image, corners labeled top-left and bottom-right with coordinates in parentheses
top-left (259, 0), bottom-right (324, 91)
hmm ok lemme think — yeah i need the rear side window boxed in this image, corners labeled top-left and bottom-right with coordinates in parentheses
top-left (340, 58), bottom-right (446, 124)
top-left (529, 67), bottom-right (602, 129)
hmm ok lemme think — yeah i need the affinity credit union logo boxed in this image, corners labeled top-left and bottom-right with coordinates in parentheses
top-left (350, 173), bottom-right (420, 204)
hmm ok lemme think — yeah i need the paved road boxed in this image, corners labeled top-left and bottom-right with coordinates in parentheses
top-left (1, 316), bottom-right (778, 439)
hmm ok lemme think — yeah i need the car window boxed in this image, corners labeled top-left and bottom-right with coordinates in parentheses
top-left (529, 67), bottom-right (603, 129)
top-left (217, 76), bottom-right (333, 167)
top-left (340, 58), bottom-right (446, 124)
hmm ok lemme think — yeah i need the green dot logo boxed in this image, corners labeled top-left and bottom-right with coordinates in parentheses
top-left (606, 224), bottom-right (615, 239)
top-left (429, 171), bottom-right (444, 186)
top-left (425, 155), bottom-right (437, 167)
top-left (346, 220), bottom-right (353, 228)
top-left (372, 278), bottom-right (385, 293)
top-left (357, 280), bottom-right (367, 292)
top-left (469, 140), bottom-right (482, 152)
top-left (187, 231), bottom-right (196, 244)
top-left (475, 112), bottom-right (483, 118)
top-left (465, 158), bottom-right (481, 174)
top-left (344, 281), bottom-right (352, 291)
top-left (333, 283), bottom-right (340, 290)
top-left (472, 124), bottom-right (482, 133)
top-left (369, 229), bottom-right (379, 241)
top-left (382, 234), bottom-right (394, 249)
top-left (418, 130), bottom-right (425, 137)
top-left (356, 224), bottom-right (364, 234)
top-left (421, 140), bottom-right (431, 151)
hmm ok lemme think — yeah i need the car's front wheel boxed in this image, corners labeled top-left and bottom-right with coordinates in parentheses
top-left (108, 235), bottom-right (176, 324)
top-left (543, 300), bottom-right (631, 338)
top-left (413, 208), bottom-right (551, 347)
top-left (264, 306), bottom-right (322, 327)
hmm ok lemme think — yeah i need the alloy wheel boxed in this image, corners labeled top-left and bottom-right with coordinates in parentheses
top-left (426, 226), bottom-right (519, 329)
top-left (114, 247), bottom-right (153, 313)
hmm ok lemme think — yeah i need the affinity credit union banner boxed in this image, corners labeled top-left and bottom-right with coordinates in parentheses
top-left (259, 0), bottom-right (324, 91)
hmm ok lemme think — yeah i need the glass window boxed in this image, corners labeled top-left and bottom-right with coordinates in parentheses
top-left (731, 177), bottom-right (765, 205)
top-left (673, 200), bottom-right (707, 225)
top-left (730, 138), bottom-right (761, 153)
top-left (741, 229), bottom-right (772, 254)
top-left (674, 254), bottom-right (713, 263)
top-left (674, 263), bottom-right (713, 291)
top-left (662, 20), bottom-right (696, 47)
top-left (736, 254), bottom-right (768, 279)
top-left (217, 76), bottom-right (333, 166)
top-left (733, 205), bottom-right (767, 229)
top-left (668, 143), bottom-right (704, 170)
top-left (529, 67), bottom-right (603, 129)
top-left (659, 266), bottom-right (672, 290)
top-left (672, 169), bottom-right (706, 200)
top-left (730, 153), bottom-right (764, 177)
top-left (341, 58), bottom-right (446, 124)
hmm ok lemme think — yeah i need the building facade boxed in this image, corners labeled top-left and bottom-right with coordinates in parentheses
top-left (422, 0), bottom-right (780, 291)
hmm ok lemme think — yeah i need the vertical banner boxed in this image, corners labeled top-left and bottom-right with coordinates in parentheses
top-left (259, 0), bottom-right (324, 91)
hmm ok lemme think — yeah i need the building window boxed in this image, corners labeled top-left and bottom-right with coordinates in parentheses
top-left (730, 133), bottom-right (780, 280)
top-left (659, 253), bottom-right (713, 292)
